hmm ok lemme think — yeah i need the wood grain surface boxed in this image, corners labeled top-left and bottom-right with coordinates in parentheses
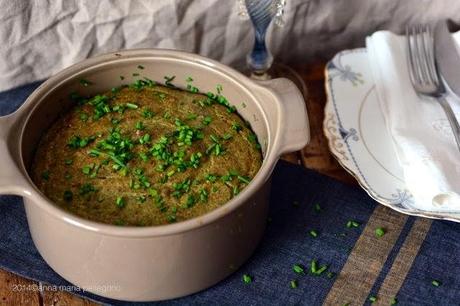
top-left (0, 62), bottom-right (357, 306)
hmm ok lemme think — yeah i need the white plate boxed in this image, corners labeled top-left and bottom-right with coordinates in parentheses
top-left (324, 48), bottom-right (460, 222)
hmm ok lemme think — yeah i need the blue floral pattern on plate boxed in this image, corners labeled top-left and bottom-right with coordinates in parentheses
top-left (324, 49), bottom-right (460, 222)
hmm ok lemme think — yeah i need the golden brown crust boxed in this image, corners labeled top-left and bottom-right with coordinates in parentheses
top-left (31, 84), bottom-right (262, 226)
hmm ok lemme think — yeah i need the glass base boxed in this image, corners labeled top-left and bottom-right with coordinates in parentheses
top-left (241, 63), bottom-right (307, 99)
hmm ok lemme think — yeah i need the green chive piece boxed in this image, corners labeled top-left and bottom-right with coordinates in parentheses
top-left (369, 296), bottom-right (377, 303)
top-left (135, 121), bottom-right (145, 130)
top-left (79, 79), bottom-right (92, 86)
top-left (237, 175), bottom-right (251, 185)
top-left (327, 272), bottom-right (336, 279)
top-left (432, 280), bottom-right (441, 287)
top-left (231, 122), bottom-right (242, 131)
top-left (82, 164), bottom-right (93, 175)
top-left (79, 112), bottom-right (89, 122)
top-left (119, 75), bottom-right (125, 80)
top-left (79, 183), bottom-right (95, 195)
top-left (63, 190), bottom-right (73, 202)
top-left (375, 227), bottom-right (385, 238)
top-left (142, 108), bottom-right (154, 118)
top-left (202, 116), bottom-right (212, 125)
top-left (242, 274), bottom-right (252, 284)
top-left (137, 65), bottom-right (144, 70)
top-left (164, 75), bottom-right (176, 86)
top-left (126, 102), bottom-right (139, 109)
top-left (41, 170), bottom-right (50, 181)
top-left (290, 280), bottom-right (298, 289)
top-left (309, 230), bottom-right (318, 238)
top-left (391, 297), bottom-right (398, 305)
top-left (314, 203), bottom-right (321, 212)
top-left (116, 196), bottom-right (125, 208)
top-left (315, 265), bottom-right (328, 275)
top-left (346, 220), bottom-right (360, 228)
top-left (64, 159), bottom-right (73, 165)
top-left (293, 264), bottom-right (304, 274)
top-left (310, 260), bottom-right (317, 273)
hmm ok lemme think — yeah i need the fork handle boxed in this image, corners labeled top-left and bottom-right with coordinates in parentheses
top-left (438, 96), bottom-right (460, 151)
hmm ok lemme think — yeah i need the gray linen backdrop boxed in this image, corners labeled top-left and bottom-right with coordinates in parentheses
top-left (0, 0), bottom-right (459, 91)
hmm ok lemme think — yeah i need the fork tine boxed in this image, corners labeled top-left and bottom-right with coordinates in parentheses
top-left (419, 24), bottom-right (435, 85)
top-left (406, 25), bottom-right (419, 87)
top-left (408, 25), bottom-right (424, 86)
top-left (415, 24), bottom-right (431, 85)
top-left (424, 25), bottom-right (440, 87)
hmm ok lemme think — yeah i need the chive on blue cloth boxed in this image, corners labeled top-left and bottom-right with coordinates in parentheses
top-left (1, 82), bottom-right (460, 305)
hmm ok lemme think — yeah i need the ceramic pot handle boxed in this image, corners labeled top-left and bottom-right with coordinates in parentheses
top-left (0, 112), bottom-right (30, 196)
top-left (257, 78), bottom-right (310, 155)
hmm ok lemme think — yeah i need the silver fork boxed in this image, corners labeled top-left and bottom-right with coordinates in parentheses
top-left (406, 24), bottom-right (460, 151)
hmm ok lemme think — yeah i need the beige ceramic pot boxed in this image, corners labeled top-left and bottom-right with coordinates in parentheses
top-left (0, 49), bottom-right (309, 301)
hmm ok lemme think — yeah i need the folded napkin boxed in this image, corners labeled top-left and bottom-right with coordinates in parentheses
top-left (366, 31), bottom-right (460, 211)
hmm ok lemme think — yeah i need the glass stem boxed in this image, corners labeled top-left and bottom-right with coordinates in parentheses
top-left (246, 0), bottom-right (274, 78)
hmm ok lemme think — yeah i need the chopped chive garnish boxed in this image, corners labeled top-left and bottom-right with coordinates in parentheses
top-left (391, 297), bottom-right (398, 305)
top-left (116, 196), bottom-right (125, 208)
top-left (315, 265), bottom-right (328, 275)
top-left (79, 112), bottom-right (89, 122)
top-left (202, 116), bottom-right (212, 125)
top-left (290, 280), bottom-right (298, 289)
top-left (119, 75), bottom-right (125, 80)
top-left (310, 259), bottom-right (317, 273)
top-left (64, 159), bottom-right (73, 165)
top-left (216, 84), bottom-right (223, 94)
top-left (142, 108), bottom-right (154, 118)
top-left (237, 175), bottom-right (251, 185)
top-left (231, 122), bottom-right (242, 131)
top-left (126, 102), bottom-right (139, 109)
top-left (164, 75), bottom-right (176, 87)
top-left (309, 230), bottom-right (318, 238)
top-left (346, 220), bottom-right (360, 228)
top-left (137, 65), bottom-right (144, 70)
top-left (369, 296), bottom-right (377, 303)
top-left (135, 121), bottom-right (145, 130)
top-left (293, 264), bottom-right (304, 274)
top-left (79, 79), bottom-right (92, 86)
top-left (63, 190), bottom-right (73, 202)
top-left (314, 203), bottom-right (321, 212)
top-left (327, 272), bottom-right (335, 279)
top-left (222, 133), bottom-right (232, 140)
top-left (431, 280), bottom-right (441, 287)
top-left (79, 183), bottom-right (95, 195)
top-left (82, 164), bottom-right (94, 175)
top-left (88, 149), bottom-right (101, 157)
top-left (132, 73), bottom-right (140, 77)
top-left (41, 170), bottom-right (50, 181)
top-left (242, 274), bottom-right (252, 284)
top-left (375, 227), bottom-right (385, 238)
top-left (186, 76), bottom-right (193, 82)
top-left (68, 135), bottom-right (95, 149)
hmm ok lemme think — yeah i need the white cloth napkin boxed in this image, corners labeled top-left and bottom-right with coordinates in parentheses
top-left (366, 31), bottom-right (460, 212)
